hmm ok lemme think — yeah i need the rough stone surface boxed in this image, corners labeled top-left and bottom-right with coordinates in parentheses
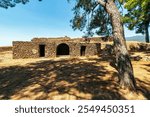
top-left (127, 42), bottom-right (150, 52)
top-left (13, 37), bottom-right (101, 59)
top-left (0, 46), bottom-right (12, 52)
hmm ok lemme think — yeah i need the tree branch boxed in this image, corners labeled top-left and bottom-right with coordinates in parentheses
top-left (97, 0), bottom-right (106, 6)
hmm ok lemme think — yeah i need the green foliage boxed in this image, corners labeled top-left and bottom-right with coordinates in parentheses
top-left (0, 0), bottom-right (41, 9)
top-left (69, 0), bottom-right (127, 37)
top-left (70, 0), bottom-right (149, 39)
top-left (123, 0), bottom-right (150, 34)
top-left (70, 0), bottom-right (114, 37)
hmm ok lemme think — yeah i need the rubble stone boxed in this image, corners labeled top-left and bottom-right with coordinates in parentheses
top-left (13, 37), bottom-right (101, 59)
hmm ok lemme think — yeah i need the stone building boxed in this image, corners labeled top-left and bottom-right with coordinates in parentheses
top-left (13, 37), bottom-right (101, 59)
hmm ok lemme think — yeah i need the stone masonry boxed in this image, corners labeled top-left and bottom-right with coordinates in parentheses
top-left (13, 37), bottom-right (101, 59)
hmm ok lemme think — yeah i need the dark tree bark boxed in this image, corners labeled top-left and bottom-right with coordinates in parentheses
top-left (145, 22), bottom-right (149, 43)
top-left (98, 0), bottom-right (136, 91)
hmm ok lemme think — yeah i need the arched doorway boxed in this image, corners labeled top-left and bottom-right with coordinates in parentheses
top-left (56, 43), bottom-right (69, 56)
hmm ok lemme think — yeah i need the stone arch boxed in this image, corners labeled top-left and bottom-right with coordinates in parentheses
top-left (56, 43), bottom-right (70, 56)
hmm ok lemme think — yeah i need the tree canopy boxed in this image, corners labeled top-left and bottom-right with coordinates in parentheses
top-left (70, 0), bottom-right (150, 42)
top-left (70, 0), bottom-right (112, 37)
top-left (69, 0), bottom-right (125, 37)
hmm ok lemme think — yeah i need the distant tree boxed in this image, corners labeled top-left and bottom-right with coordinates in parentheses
top-left (123, 0), bottom-right (150, 43)
top-left (0, 0), bottom-right (137, 91)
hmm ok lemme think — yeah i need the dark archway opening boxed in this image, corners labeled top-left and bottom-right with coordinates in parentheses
top-left (39, 45), bottom-right (45, 57)
top-left (80, 46), bottom-right (86, 56)
top-left (57, 43), bottom-right (69, 56)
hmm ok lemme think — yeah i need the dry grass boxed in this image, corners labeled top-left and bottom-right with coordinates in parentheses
top-left (0, 50), bottom-right (150, 100)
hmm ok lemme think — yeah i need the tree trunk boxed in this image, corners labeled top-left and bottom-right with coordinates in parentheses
top-left (145, 22), bottom-right (149, 43)
top-left (98, 0), bottom-right (136, 91)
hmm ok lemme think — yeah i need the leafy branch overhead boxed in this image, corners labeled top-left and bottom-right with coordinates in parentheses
top-left (69, 0), bottom-right (127, 37)
top-left (70, 0), bottom-right (149, 42)
top-left (70, 0), bottom-right (114, 37)
top-left (0, 0), bottom-right (41, 9)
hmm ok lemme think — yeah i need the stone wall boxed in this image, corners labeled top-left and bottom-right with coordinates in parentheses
top-left (13, 41), bottom-right (39, 59)
top-left (13, 38), bottom-right (101, 59)
top-left (0, 46), bottom-right (12, 52)
top-left (127, 42), bottom-right (150, 52)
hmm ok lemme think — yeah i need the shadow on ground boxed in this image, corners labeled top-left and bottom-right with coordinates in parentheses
top-left (0, 57), bottom-right (127, 100)
top-left (136, 63), bottom-right (150, 99)
top-left (136, 78), bottom-right (150, 100)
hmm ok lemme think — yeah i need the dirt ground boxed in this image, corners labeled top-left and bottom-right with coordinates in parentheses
top-left (0, 50), bottom-right (150, 100)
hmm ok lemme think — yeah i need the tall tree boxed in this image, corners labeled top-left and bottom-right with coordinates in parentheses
top-left (123, 0), bottom-right (150, 43)
top-left (0, 0), bottom-right (137, 90)
top-left (70, 0), bottom-right (136, 91)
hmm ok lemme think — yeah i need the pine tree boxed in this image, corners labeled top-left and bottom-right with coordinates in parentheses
top-left (70, 0), bottom-right (136, 91)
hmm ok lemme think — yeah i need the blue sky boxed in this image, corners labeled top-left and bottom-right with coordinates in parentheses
top-left (0, 0), bottom-right (142, 46)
